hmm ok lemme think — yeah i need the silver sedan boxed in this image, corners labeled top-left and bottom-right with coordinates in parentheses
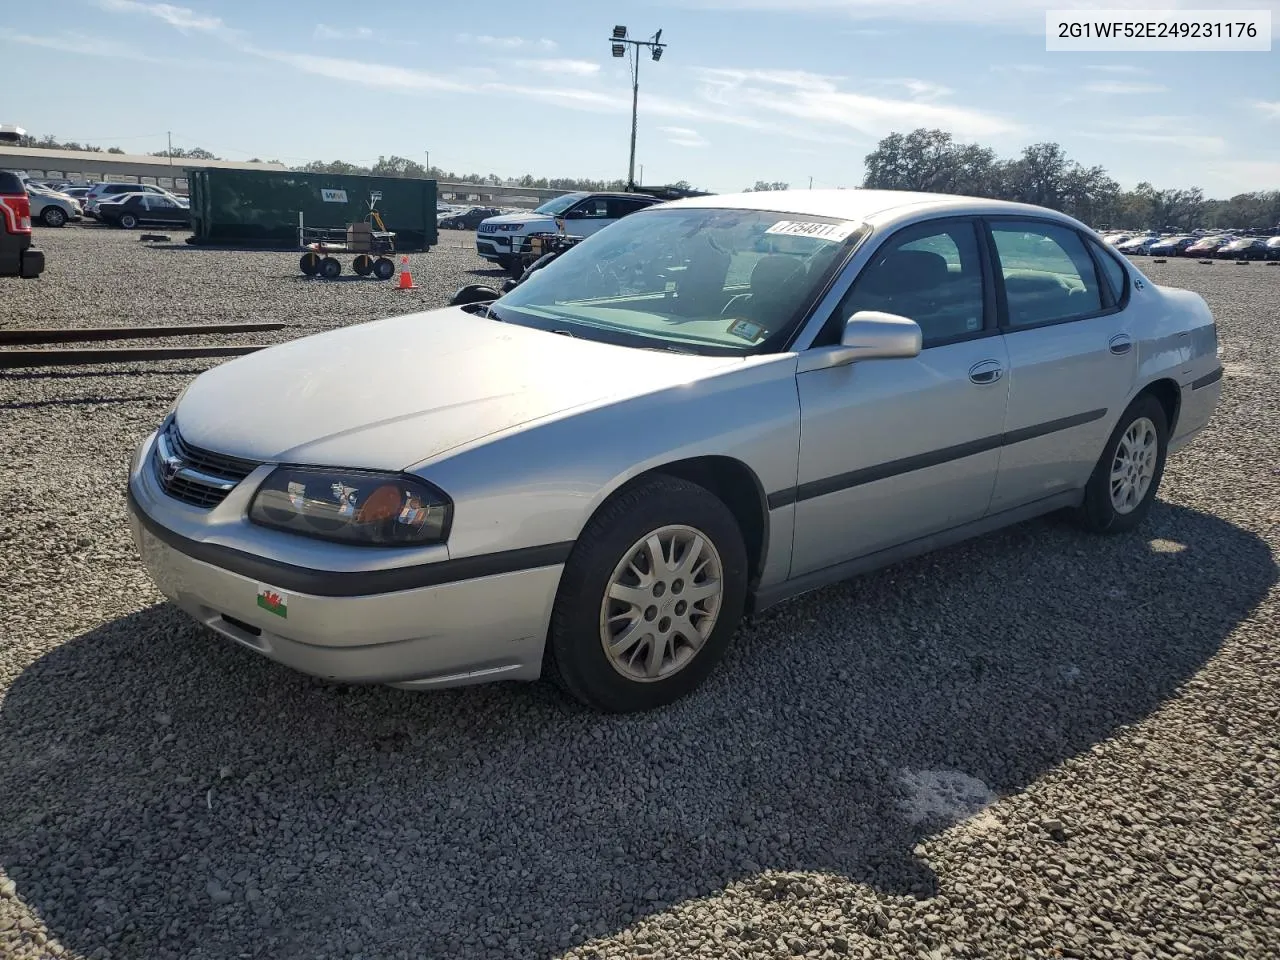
top-left (127, 189), bottom-right (1223, 712)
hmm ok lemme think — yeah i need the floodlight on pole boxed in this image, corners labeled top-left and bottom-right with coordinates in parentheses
top-left (605, 26), bottom-right (667, 191)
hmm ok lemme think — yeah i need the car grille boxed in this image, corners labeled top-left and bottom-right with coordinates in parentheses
top-left (151, 419), bottom-right (261, 509)
top-left (477, 224), bottom-right (498, 234)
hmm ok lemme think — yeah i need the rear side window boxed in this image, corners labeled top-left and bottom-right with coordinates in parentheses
top-left (607, 197), bottom-right (653, 218)
top-left (1086, 236), bottom-right (1128, 303)
top-left (989, 220), bottom-right (1104, 328)
top-left (0, 172), bottom-right (24, 194)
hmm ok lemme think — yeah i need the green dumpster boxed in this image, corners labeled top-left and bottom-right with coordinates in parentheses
top-left (187, 168), bottom-right (438, 251)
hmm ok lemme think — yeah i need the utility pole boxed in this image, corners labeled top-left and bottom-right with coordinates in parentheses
top-left (608, 26), bottom-right (666, 191)
top-left (809, 176), bottom-right (813, 190)
top-left (167, 131), bottom-right (173, 166)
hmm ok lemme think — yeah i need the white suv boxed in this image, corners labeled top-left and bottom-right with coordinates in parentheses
top-left (476, 191), bottom-right (659, 274)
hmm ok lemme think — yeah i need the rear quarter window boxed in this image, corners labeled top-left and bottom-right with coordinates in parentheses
top-left (0, 172), bottom-right (25, 193)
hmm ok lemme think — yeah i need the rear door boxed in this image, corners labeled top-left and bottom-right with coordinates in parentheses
top-left (983, 218), bottom-right (1137, 512)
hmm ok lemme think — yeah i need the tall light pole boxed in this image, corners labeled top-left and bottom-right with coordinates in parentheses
top-left (608, 25), bottom-right (665, 191)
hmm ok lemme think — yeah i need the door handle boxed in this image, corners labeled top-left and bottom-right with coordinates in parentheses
top-left (1109, 334), bottom-right (1133, 356)
top-left (969, 359), bottom-right (1003, 385)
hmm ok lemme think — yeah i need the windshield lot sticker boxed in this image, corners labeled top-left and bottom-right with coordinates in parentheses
top-left (257, 586), bottom-right (289, 619)
top-left (320, 189), bottom-right (348, 203)
top-left (728, 319), bottom-right (766, 341)
top-left (764, 220), bottom-right (860, 243)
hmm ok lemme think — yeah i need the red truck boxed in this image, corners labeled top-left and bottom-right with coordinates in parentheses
top-left (1, 170), bottom-right (45, 278)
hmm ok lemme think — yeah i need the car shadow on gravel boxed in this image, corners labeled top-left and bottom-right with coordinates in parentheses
top-left (1, 502), bottom-right (1274, 959)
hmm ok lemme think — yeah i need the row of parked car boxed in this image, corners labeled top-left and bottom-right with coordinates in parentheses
top-left (17, 177), bottom-right (192, 229)
top-left (1102, 228), bottom-right (1280, 261)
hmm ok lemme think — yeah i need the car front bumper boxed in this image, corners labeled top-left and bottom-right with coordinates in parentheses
top-left (126, 430), bottom-right (562, 690)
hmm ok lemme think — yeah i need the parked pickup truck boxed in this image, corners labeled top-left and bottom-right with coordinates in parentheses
top-left (0, 170), bottom-right (45, 278)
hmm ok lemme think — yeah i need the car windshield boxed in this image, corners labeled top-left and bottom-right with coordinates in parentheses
top-left (533, 193), bottom-right (587, 216)
top-left (491, 206), bottom-right (867, 356)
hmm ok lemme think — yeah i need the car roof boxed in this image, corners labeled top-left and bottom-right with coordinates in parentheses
top-left (653, 188), bottom-right (1088, 226)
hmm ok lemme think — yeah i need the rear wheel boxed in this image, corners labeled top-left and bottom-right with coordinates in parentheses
top-left (299, 252), bottom-right (320, 276)
top-left (352, 254), bottom-right (373, 276)
top-left (319, 256), bottom-right (342, 279)
top-left (372, 257), bottom-right (395, 281)
top-left (545, 475), bottom-right (748, 713)
top-left (41, 207), bottom-right (68, 228)
top-left (1073, 394), bottom-right (1168, 534)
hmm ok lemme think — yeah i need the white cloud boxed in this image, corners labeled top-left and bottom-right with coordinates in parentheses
top-left (96, 0), bottom-right (223, 32)
top-left (1080, 131), bottom-right (1227, 154)
top-left (13, 30), bottom-right (164, 61)
top-left (313, 24), bottom-right (375, 41)
top-left (512, 59), bottom-right (601, 76)
top-left (1086, 64), bottom-right (1148, 74)
top-left (678, 0), bottom-right (1280, 35)
top-left (990, 63), bottom-right (1054, 74)
top-left (660, 126), bottom-right (709, 147)
top-left (1084, 81), bottom-right (1168, 94)
top-left (250, 49), bottom-right (469, 92)
top-left (1254, 100), bottom-right (1280, 120)
top-left (879, 77), bottom-right (953, 99)
top-left (456, 33), bottom-right (556, 50)
top-left (693, 66), bottom-right (1019, 139)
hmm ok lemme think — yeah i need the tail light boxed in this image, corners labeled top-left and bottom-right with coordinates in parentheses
top-left (0, 193), bottom-right (32, 234)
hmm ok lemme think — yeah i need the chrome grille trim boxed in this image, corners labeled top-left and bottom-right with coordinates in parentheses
top-left (152, 419), bottom-right (261, 509)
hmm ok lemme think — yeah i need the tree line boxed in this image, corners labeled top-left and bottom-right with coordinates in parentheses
top-left (855, 128), bottom-right (1279, 230)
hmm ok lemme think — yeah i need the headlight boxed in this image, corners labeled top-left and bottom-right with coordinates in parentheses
top-left (248, 467), bottom-right (452, 546)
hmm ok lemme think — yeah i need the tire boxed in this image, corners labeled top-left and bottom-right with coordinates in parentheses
top-left (119, 213), bottom-right (138, 229)
top-left (352, 254), bottom-right (373, 276)
top-left (372, 257), bottom-right (395, 281)
top-left (319, 256), bottom-right (341, 279)
top-left (1073, 394), bottom-right (1169, 535)
top-left (299, 252), bottom-right (320, 276)
top-left (545, 475), bottom-right (749, 713)
top-left (41, 207), bottom-right (67, 228)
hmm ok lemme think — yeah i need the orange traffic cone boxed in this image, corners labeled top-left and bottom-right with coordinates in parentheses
top-left (397, 255), bottom-right (416, 290)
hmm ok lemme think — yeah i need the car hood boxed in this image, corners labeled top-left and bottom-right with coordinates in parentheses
top-left (173, 307), bottom-right (741, 472)
top-left (481, 212), bottom-right (556, 230)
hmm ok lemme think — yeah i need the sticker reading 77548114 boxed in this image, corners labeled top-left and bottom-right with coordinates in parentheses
top-left (764, 220), bottom-right (861, 243)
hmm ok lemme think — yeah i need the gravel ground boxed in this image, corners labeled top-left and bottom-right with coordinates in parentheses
top-left (1, 229), bottom-right (1277, 960)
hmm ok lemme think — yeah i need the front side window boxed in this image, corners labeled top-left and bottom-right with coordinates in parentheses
top-left (571, 198), bottom-right (610, 219)
top-left (834, 219), bottom-right (987, 346)
top-left (990, 220), bottom-right (1104, 327)
top-left (492, 207), bottom-right (867, 355)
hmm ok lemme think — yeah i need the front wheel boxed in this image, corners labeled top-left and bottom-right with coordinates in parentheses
top-left (42, 207), bottom-right (68, 228)
top-left (372, 257), bottom-right (395, 281)
top-left (119, 213), bottom-right (138, 229)
top-left (1073, 394), bottom-right (1169, 534)
top-left (319, 256), bottom-right (341, 279)
top-left (545, 475), bottom-right (748, 713)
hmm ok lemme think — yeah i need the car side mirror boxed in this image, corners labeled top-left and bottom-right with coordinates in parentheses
top-left (797, 311), bottom-right (922, 373)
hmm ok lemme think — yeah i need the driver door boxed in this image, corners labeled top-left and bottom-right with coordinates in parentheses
top-left (789, 217), bottom-right (1010, 577)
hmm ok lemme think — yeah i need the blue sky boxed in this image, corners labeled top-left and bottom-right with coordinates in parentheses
top-left (13, 0), bottom-right (1280, 196)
